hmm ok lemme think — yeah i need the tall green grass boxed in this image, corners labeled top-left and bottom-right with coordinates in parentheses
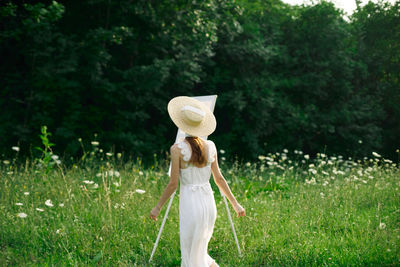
top-left (0, 145), bottom-right (399, 266)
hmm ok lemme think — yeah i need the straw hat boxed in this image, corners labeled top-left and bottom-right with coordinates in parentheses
top-left (168, 96), bottom-right (216, 137)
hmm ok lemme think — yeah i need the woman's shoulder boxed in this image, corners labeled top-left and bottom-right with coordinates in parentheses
top-left (173, 140), bottom-right (191, 161)
top-left (204, 139), bottom-right (216, 149)
top-left (170, 143), bottom-right (181, 153)
top-left (204, 139), bottom-right (217, 163)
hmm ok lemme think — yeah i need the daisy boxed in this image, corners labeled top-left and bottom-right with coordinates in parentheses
top-left (45, 199), bottom-right (54, 207)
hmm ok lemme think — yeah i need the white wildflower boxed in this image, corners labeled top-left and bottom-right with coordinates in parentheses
top-left (51, 155), bottom-right (59, 160)
top-left (245, 162), bottom-right (251, 167)
top-left (221, 157), bottom-right (226, 161)
top-left (358, 140), bottom-right (363, 144)
top-left (113, 182), bottom-right (120, 187)
top-left (3, 160), bottom-right (10, 165)
top-left (24, 192), bottom-right (30, 195)
top-left (45, 199), bottom-right (54, 207)
top-left (283, 149), bottom-right (288, 153)
top-left (83, 180), bottom-right (94, 184)
top-left (139, 171), bottom-right (144, 176)
top-left (15, 202), bottom-right (23, 206)
top-left (379, 222), bottom-right (386, 229)
top-left (320, 192), bottom-right (325, 198)
top-left (135, 189), bottom-right (146, 194)
top-left (220, 149), bottom-right (225, 154)
top-left (308, 168), bottom-right (317, 175)
top-left (372, 152), bottom-right (381, 158)
top-left (117, 153), bottom-right (122, 159)
top-left (93, 183), bottom-right (99, 189)
top-left (17, 212), bottom-right (27, 218)
top-left (305, 177), bottom-right (316, 185)
top-left (59, 203), bottom-right (64, 207)
top-left (304, 154), bottom-right (310, 160)
top-left (91, 141), bottom-right (99, 146)
top-left (12, 146), bottom-right (20, 152)
top-left (106, 152), bottom-right (112, 157)
top-left (36, 208), bottom-right (44, 212)
top-left (258, 155), bottom-right (266, 161)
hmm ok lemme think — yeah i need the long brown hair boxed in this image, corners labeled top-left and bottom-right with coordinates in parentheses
top-left (185, 136), bottom-right (207, 166)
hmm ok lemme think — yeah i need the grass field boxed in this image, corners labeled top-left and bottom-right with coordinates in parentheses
top-left (0, 146), bottom-right (399, 266)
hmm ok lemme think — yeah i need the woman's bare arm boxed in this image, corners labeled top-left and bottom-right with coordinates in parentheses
top-left (150, 144), bottom-right (180, 220)
top-left (211, 150), bottom-right (245, 217)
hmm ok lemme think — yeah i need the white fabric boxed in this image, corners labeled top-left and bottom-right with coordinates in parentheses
top-left (177, 139), bottom-right (216, 164)
top-left (181, 105), bottom-right (206, 117)
top-left (178, 139), bottom-right (218, 267)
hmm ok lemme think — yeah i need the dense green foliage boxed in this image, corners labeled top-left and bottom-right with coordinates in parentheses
top-left (1, 0), bottom-right (399, 161)
top-left (1, 147), bottom-right (399, 265)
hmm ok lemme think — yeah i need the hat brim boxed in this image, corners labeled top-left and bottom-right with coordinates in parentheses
top-left (168, 96), bottom-right (216, 137)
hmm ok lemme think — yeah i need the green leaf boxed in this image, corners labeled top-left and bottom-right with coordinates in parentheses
top-left (92, 250), bottom-right (103, 263)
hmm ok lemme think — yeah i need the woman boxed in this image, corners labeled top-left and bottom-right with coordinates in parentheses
top-left (150, 96), bottom-right (245, 267)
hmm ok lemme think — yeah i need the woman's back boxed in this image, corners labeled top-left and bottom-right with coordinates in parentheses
top-left (177, 138), bottom-right (216, 186)
top-left (177, 138), bottom-right (218, 267)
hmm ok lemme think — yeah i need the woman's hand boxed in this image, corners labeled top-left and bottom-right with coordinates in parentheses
top-left (233, 203), bottom-right (246, 217)
top-left (150, 206), bottom-right (161, 221)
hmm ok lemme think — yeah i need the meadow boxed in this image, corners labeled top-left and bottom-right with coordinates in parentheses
top-left (0, 141), bottom-right (399, 266)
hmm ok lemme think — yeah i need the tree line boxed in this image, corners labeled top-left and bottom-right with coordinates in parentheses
top-left (1, 0), bottom-right (399, 161)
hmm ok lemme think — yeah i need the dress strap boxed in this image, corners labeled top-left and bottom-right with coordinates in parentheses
top-left (206, 140), bottom-right (217, 163)
top-left (177, 140), bottom-right (191, 162)
top-left (178, 139), bottom-right (216, 164)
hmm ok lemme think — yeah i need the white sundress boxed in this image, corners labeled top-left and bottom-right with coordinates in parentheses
top-left (178, 139), bottom-right (218, 267)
